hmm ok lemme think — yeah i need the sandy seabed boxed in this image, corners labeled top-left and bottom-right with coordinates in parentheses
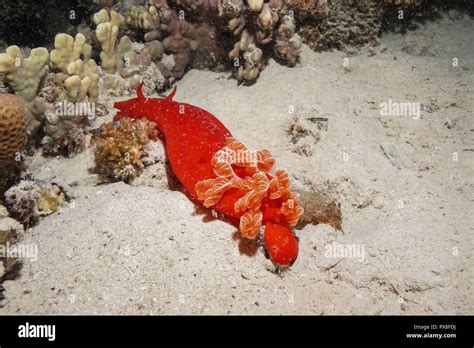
top-left (1, 16), bottom-right (473, 315)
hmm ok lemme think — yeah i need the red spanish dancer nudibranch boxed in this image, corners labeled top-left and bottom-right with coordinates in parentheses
top-left (113, 82), bottom-right (304, 268)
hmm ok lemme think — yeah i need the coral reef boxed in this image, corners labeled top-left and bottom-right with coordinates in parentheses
top-left (289, 0), bottom-right (328, 20)
top-left (0, 46), bottom-right (49, 135)
top-left (91, 117), bottom-right (158, 182)
top-left (297, 0), bottom-right (383, 51)
top-left (110, 41), bottom-right (167, 94)
top-left (40, 33), bottom-right (101, 156)
top-left (222, 0), bottom-right (302, 81)
top-left (94, 9), bottom-right (133, 73)
top-left (138, 0), bottom-right (225, 79)
top-left (4, 181), bottom-right (41, 226)
top-left (0, 94), bottom-right (27, 166)
top-left (123, 0), bottom-right (301, 81)
top-left (50, 33), bottom-right (93, 74)
top-left (121, 57), bottom-right (167, 93)
top-left (3, 181), bottom-right (67, 226)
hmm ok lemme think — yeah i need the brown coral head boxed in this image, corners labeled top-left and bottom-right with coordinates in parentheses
top-left (0, 94), bottom-right (27, 166)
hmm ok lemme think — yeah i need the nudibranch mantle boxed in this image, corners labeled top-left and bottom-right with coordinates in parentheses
top-left (113, 82), bottom-right (303, 267)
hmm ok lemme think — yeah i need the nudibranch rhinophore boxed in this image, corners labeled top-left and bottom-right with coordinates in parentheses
top-left (113, 82), bottom-right (304, 268)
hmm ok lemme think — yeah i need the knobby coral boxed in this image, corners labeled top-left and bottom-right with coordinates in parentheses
top-left (50, 33), bottom-right (99, 104)
top-left (42, 33), bottom-right (101, 156)
top-left (195, 137), bottom-right (303, 239)
top-left (124, 0), bottom-right (302, 81)
top-left (140, 0), bottom-right (224, 79)
top-left (94, 9), bottom-right (133, 73)
top-left (220, 0), bottom-right (302, 81)
top-left (0, 45), bottom-right (49, 135)
top-left (91, 117), bottom-right (158, 182)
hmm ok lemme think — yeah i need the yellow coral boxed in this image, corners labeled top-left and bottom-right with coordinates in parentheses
top-left (37, 185), bottom-right (66, 214)
top-left (50, 33), bottom-right (92, 73)
top-left (64, 59), bottom-right (100, 103)
top-left (50, 33), bottom-right (99, 104)
top-left (0, 46), bottom-right (49, 134)
top-left (94, 9), bottom-right (132, 73)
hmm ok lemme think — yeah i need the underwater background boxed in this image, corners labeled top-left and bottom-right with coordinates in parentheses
top-left (0, 0), bottom-right (472, 314)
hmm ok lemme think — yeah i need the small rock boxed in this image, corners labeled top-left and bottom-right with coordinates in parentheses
top-left (0, 216), bottom-right (24, 244)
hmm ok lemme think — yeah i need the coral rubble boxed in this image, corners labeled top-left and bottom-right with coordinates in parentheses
top-left (0, 204), bottom-right (24, 282)
top-left (3, 180), bottom-right (67, 226)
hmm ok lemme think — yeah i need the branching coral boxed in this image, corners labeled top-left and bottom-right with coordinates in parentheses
top-left (94, 9), bottom-right (133, 73)
top-left (124, 0), bottom-right (301, 82)
top-left (62, 58), bottom-right (100, 104)
top-left (50, 33), bottom-right (93, 74)
top-left (142, 3), bottom-right (161, 42)
top-left (274, 13), bottom-right (302, 66)
top-left (139, 0), bottom-right (224, 79)
top-left (222, 0), bottom-right (302, 81)
top-left (195, 137), bottom-right (304, 239)
top-left (91, 117), bottom-right (158, 182)
top-left (49, 33), bottom-right (100, 106)
top-left (0, 46), bottom-right (49, 135)
top-left (43, 33), bottom-right (101, 156)
top-left (119, 48), bottom-right (167, 93)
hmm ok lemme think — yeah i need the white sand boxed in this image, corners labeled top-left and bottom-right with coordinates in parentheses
top-left (1, 16), bottom-right (473, 314)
